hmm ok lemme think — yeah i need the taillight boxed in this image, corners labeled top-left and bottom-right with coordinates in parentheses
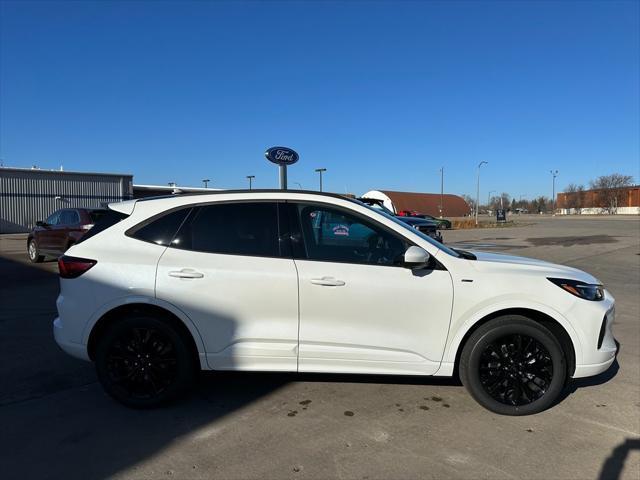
top-left (58, 255), bottom-right (97, 279)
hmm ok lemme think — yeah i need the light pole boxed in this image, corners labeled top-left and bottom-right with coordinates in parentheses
top-left (246, 175), bottom-right (255, 190)
top-left (550, 170), bottom-right (559, 214)
top-left (475, 161), bottom-right (488, 225)
top-left (315, 168), bottom-right (327, 192)
top-left (202, 178), bottom-right (210, 188)
top-left (439, 167), bottom-right (444, 217)
top-left (488, 190), bottom-right (496, 211)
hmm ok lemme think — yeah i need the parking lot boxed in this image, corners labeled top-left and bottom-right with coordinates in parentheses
top-left (1, 215), bottom-right (638, 480)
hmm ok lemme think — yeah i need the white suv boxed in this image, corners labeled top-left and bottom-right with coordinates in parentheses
top-left (53, 191), bottom-right (617, 415)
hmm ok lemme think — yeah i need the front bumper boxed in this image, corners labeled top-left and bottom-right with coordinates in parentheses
top-left (572, 303), bottom-right (617, 378)
top-left (53, 317), bottom-right (90, 361)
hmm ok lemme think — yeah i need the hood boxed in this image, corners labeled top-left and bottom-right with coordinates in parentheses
top-left (470, 251), bottom-right (601, 284)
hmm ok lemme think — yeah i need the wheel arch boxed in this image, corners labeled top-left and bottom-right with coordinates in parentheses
top-left (86, 302), bottom-right (205, 370)
top-left (451, 307), bottom-right (577, 379)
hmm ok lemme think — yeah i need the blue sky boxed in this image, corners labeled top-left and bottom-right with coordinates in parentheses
top-left (1, 1), bottom-right (638, 199)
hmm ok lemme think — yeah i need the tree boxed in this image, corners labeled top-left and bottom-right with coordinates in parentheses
top-left (499, 192), bottom-right (510, 209)
top-left (564, 183), bottom-right (580, 211)
top-left (589, 174), bottom-right (634, 213)
top-left (461, 194), bottom-right (475, 216)
top-left (576, 184), bottom-right (585, 212)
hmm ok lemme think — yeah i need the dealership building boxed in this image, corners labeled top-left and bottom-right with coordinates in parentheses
top-left (1, 167), bottom-right (134, 233)
top-left (0, 167), bottom-right (223, 233)
top-left (362, 190), bottom-right (471, 217)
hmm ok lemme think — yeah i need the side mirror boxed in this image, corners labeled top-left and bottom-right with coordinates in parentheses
top-left (35, 221), bottom-right (47, 227)
top-left (403, 246), bottom-right (430, 269)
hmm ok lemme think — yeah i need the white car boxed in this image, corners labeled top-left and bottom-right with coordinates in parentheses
top-left (53, 191), bottom-right (617, 415)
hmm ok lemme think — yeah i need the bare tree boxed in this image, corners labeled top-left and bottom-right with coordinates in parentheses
top-left (589, 174), bottom-right (634, 213)
top-left (499, 192), bottom-right (510, 209)
top-left (576, 184), bottom-right (585, 212)
top-left (461, 194), bottom-right (475, 216)
top-left (564, 183), bottom-right (579, 211)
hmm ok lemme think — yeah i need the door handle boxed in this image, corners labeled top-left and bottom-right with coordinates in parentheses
top-left (169, 269), bottom-right (204, 279)
top-left (310, 276), bottom-right (345, 287)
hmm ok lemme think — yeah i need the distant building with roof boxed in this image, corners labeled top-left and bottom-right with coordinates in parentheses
top-left (362, 190), bottom-right (471, 217)
top-left (1, 166), bottom-right (133, 233)
top-left (556, 185), bottom-right (640, 215)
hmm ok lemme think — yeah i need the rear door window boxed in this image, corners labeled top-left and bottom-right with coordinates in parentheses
top-left (172, 202), bottom-right (282, 257)
top-left (58, 210), bottom-right (80, 225)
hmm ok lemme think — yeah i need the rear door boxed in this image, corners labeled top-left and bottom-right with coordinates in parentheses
top-left (54, 209), bottom-right (80, 252)
top-left (155, 202), bottom-right (300, 371)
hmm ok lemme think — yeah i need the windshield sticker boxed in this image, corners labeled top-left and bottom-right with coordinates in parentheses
top-left (332, 224), bottom-right (350, 236)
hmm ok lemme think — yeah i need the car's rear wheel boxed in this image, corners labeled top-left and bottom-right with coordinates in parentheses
top-left (28, 239), bottom-right (44, 263)
top-left (460, 315), bottom-right (567, 415)
top-left (95, 315), bottom-right (196, 408)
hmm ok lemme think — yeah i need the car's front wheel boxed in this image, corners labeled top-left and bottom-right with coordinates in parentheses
top-left (27, 238), bottom-right (44, 263)
top-left (460, 315), bottom-right (567, 415)
top-left (95, 314), bottom-right (197, 408)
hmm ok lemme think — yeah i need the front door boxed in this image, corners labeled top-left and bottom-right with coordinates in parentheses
top-left (155, 201), bottom-right (299, 371)
top-left (37, 210), bottom-right (61, 251)
top-left (289, 202), bottom-right (454, 375)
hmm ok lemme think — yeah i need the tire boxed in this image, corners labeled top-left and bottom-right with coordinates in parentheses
top-left (94, 314), bottom-right (197, 408)
top-left (28, 238), bottom-right (44, 263)
top-left (460, 315), bottom-right (567, 415)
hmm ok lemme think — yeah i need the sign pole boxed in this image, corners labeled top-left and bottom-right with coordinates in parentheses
top-left (265, 146), bottom-right (299, 191)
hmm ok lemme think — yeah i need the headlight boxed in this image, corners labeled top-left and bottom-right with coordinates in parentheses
top-left (548, 278), bottom-right (604, 301)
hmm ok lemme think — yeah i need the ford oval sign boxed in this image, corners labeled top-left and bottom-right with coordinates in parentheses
top-left (265, 146), bottom-right (299, 166)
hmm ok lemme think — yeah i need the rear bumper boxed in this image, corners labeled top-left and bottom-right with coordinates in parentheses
top-left (53, 317), bottom-right (90, 361)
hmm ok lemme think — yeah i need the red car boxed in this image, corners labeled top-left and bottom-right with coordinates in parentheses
top-left (27, 208), bottom-right (107, 262)
top-left (397, 209), bottom-right (424, 217)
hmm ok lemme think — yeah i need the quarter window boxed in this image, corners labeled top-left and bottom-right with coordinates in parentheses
top-left (172, 202), bottom-right (281, 257)
top-left (292, 204), bottom-right (407, 266)
top-left (130, 208), bottom-right (192, 246)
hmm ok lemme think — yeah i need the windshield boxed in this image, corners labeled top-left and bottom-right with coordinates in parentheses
top-left (361, 204), bottom-right (461, 258)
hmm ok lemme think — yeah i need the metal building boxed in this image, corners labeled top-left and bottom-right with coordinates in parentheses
top-left (0, 167), bottom-right (133, 233)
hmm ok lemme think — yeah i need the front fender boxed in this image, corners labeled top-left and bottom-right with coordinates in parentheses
top-left (439, 298), bottom-right (583, 372)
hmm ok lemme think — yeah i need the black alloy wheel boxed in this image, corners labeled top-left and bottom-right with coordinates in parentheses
top-left (460, 315), bottom-right (566, 415)
top-left (478, 333), bottom-right (553, 406)
top-left (95, 315), bottom-right (196, 408)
